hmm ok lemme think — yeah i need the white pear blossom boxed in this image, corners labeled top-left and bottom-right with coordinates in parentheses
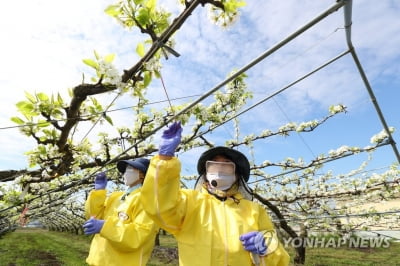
top-left (98, 59), bottom-right (123, 87)
top-left (370, 127), bottom-right (395, 144)
top-left (329, 104), bottom-right (346, 114)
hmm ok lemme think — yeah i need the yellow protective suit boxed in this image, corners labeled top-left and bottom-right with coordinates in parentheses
top-left (140, 155), bottom-right (290, 266)
top-left (84, 188), bottom-right (159, 266)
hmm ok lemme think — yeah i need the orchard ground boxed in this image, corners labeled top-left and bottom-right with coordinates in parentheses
top-left (1, 228), bottom-right (400, 265)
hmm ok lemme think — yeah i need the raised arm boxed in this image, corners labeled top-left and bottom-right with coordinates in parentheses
top-left (84, 172), bottom-right (108, 219)
top-left (140, 122), bottom-right (186, 234)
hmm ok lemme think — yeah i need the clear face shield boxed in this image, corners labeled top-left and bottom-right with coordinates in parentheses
top-left (205, 161), bottom-right (237, 191)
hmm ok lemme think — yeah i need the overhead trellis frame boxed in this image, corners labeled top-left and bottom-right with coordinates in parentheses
top-left (117, 0), bottom-right (400, 163)
top-left (2, 1), bottom-right (398, 226)
top-left (65, 0), bottom-right (400, 200)
top-left (343, 0), bottom-right (400, 163)
top-left (111, 0), bottom-right (351, 161)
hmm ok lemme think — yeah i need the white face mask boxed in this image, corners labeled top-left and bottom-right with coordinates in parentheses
top-left (206, 161), bottom-right (236, 191)
top-left (206, 173), bottom-right (237, 190)
top-left (123, 167), bottom-right (140, 187)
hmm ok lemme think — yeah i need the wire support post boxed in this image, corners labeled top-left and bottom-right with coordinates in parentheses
top-left (343, 0), bottom-right (400, 164)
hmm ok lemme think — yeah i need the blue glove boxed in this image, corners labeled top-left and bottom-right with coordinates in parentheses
top-left (83, 217), bottom-right (105, 235)
top-left (159, 121), bottom-right (183, 156)
top-left (240, 231), bottom-right (267, 256)
top-left (94, 172), bottom-right (107, 190)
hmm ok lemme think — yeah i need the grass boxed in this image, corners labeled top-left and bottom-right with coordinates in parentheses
top-left (0, 228), bottom-right (91, 266)
top-left (0, 228), bottom-right (178, 266)
top-left (301, 243), bottom-right (400, 265)
top-left (1, 228), bottom-right (399, 265)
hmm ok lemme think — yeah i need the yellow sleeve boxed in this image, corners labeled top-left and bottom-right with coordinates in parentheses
top-left (84, 189), bottom-right (107, 219)
top-left (140, 155), bottom-right (185, 234)
top-left (258, 205), bottom-right (290, 266)
top-left (260, 244), bottom-right (290, 266)
top-left (100, 210), bottom-right (159, 252)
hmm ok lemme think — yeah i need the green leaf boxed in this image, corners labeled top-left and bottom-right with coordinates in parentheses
top-left (154, 69), bottom-right (161, 79)
top-left (37, 120), bottom-right (51, 127)
top-left (104, 4), bottom-right (121, 16)
top-left (143, 71), bottom-right (152, 87)
top-left (38, 145), bottom-right (47, 155)
top-left (90, 97), bottom-right (100, 107)
top-left (105, 115), bottom-right (113, 126)
top-left (134, 0), bottom-right (145, 5)
top-left (51, 109), bottom-right (64, 118)
top-left (57, 93), bottom-right (64, 105)
top-left (224, 0), bottom-right (246, 10)
top-left (16, 101), bottom-right (34, 113)
top-left (104, 53), bottom-right (115, 63)
top-left (82, 59), bottom-right (98, 69)
top-left (224, 1), bottom-right (246, 12)
top-left (25, 91), bottom-right (36, 103)
top-left (36, 92), bottom-right (49, 102)
top-left (136, 43), bottom-right (145, 57)
top-left (146, 0), bottom-right (157, 9)
top-left (10, 117), bottom-right (25, 125)
top-left (94, 50), bottom-right (100, 60)
top-left (136, 8), bottom-right (150, 26)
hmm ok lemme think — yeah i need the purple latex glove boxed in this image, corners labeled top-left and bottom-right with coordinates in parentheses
top-left (94, 172), bottom-right (107, 190)
top-left (240, 231), bottom-right (267, 256)
top-left (83, 217), bottom-right (105, 235)
top-left (159, 121), bottom-right (183, 156)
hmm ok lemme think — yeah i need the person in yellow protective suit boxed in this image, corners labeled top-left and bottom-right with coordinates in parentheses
top-left (140, 121), bottom-right (290, 266)
top-left (83, 158), bottom-right (159, 266)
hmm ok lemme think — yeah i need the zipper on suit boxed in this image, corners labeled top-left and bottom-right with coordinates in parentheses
top-left (223, 201), bottom-right (228, 266)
